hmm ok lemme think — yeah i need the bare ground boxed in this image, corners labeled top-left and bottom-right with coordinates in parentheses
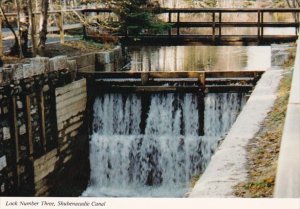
top-left (1, 39), bottom-right (114, 64)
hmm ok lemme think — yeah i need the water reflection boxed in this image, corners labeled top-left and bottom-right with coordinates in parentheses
top-left (129, 46), bottom-right (271, 72)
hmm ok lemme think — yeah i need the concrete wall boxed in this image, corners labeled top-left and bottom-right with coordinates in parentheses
top-left (68, 46), bottom-right (125, 73)
top-left (274, 40), bottom-right (300, 197)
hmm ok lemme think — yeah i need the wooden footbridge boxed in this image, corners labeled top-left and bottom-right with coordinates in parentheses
top-left (82, 8), bottom-right (300, 45)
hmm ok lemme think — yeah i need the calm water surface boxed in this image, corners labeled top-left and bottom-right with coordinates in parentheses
top-left (129, 46), bottom-right (271, 72)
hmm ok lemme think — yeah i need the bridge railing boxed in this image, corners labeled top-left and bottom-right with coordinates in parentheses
top-left (0, 8), bottom-right (84, 56)
top-left (81, 8), bottom-right (300, 44)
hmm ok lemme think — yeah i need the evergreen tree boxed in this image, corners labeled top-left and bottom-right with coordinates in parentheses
top-left (105, 0), bottom-right (171, 36)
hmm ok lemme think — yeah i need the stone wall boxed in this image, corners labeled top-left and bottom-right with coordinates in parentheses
top-left (69, 46), bottom-right (125, 73)
top-left (0, 55), bottom-right (89, 196)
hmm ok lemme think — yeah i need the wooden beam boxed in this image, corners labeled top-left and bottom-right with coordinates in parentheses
top-left (58, 11), bottom-right (65, 44)
top-left (177, 12), bottom-right (180, 36)
top-left (219, 11), bottom-right (222, 38)
top-left (38, 91), bottom-right (47, 153)
top-left (0, 16), bottom-right (3, 57)
top-left (212, 12), bottom-right (216, 42)
top-left (79, 70), bottom-right (265, 79)
top-left (11, 96), bottom-right (21, 187)
top-left (25, 95), bottom-right (34, 158)
top-left (198, 92), bottom-right (205, 136)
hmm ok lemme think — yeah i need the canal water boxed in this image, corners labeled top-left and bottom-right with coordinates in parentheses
top-left (83, 38), bottom-right (276, 198)
top-left (82, 43), bottom-right (275, 197)
top-left (83, 93), bottom-right (246, 197)
top-left (129, 46), bottom-right (271, 72)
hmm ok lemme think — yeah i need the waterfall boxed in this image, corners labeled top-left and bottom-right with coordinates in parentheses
top-left (82, 93), bottom-right (245, 197)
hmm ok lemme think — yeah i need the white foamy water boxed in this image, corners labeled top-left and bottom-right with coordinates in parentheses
top-left (83, 93), bottom-right (245, 197)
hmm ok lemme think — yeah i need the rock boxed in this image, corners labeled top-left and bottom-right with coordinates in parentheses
top-left (30, 57), bottom-right (50, 75)
top-left (49, 56), bottom-right (68, 72)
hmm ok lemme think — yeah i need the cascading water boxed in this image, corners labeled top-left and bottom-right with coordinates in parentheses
top-left (82, 93), bottom-right (245, 197)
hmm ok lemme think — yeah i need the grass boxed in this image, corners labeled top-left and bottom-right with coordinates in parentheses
top-left (234, 46), bottom-right (295, 198)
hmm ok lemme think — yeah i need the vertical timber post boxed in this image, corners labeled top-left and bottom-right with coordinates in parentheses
top-left (257, 10), bottom-right (261, 41)
top-left (59, 11), bottom-right (65, 44)
top-left (24, 94), bottom-right (35, 195)
top-left (219, 11), bottom-right (222, 39)
top-left (141, 72), bottom-right (149, 86)
top-left (25, 95), bottom-right (33, 158)
top-left (11, 96), bottom-right (21, 188)
top-left (37, 91), bottom-right (46, 152)
top-left (140, 93), bottom-right (150, 135)
top-left (82, 11), bottom-right (87, 39)
top-left (212, 12), bottom-right (216, 43)
top-left (168, 12), bottom-right (172, 36)
top-left (0, 16), bottom-right (3, 57)
top-left (177, 12), bottom-right (180, 36)
top-left (261, 11), bottom-right (264, 39)
top-left (198, 72), bottom-right (205, 136)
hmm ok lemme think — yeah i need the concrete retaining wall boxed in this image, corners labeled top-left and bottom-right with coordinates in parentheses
top-left (69, 46), bottom-right (125, 73)
top-left (189, 69), bottom-right (283, 197)
top-left (274, 40), bottom-right (300, 197)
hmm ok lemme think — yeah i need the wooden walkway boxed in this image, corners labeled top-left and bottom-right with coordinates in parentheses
top-left (83, 8), bottom-right (300, 45)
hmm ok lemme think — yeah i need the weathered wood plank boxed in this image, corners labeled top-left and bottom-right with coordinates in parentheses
top-left (57, 115), bottom-right (84, 131)
top-left (56, 85), bottom-right (86, 103)
top-left (56, 101), bottom-right (86, 118)
top-left (34, 160), bottom-right (57, 183)
top-left (38, 91), bottom-right (47, 152)
top-left (58, 121), bottom-right (83, 136)
top-left (34, 149), bottom-right (58, 168)
top-left (25, 95), bottom-right (33, 157)
top-left (11, 96), bottom-right (21, 186)
top-left (79, 71), bottom-right (264, 79)
top-left (56, 104), bottom-right (86, 124)
top-left (97, 86), bottom-right (201, 93)
top-left (55, 79), bottom-right (86, 96)
top-left (56, 93), bottom-right (86, 110)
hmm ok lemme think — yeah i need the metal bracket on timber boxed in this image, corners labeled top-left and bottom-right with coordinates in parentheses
top-left (78, 70), bottom-right (264, 94)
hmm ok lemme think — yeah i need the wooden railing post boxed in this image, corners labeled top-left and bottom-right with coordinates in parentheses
top-left (257, 10), bottom-right (261, 41)
top-left (168, 11), bottom-right (172, 36)
top-left (177, 12), bottom-right (180, 36)
top-left (261, 11), bottom-right (264, 39)
top-left (212, 11), bottom-right (216, 42)
top-left (219, 11), bottom-right (222, 39)
top-left (58, 10), bottom-right (65, 44)
top-left (296, 11), bottom-right (299, 35)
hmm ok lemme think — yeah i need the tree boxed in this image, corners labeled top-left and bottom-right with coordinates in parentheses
top-left (0, 0), bottom-right (23, 57)
top-left (285, 0), bottom-right (300, 7)
top-left (28, 0), bottom-right (37, 56)
top-left (104, 0), bottom-right (171, 36)
top-left (38, 0), bottom-right (49, 56)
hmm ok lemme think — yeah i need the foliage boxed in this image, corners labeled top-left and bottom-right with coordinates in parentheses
top-left (103, 0), bottom-right (172, 36)
top-left (191, 0), bottom-right (217, 8)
